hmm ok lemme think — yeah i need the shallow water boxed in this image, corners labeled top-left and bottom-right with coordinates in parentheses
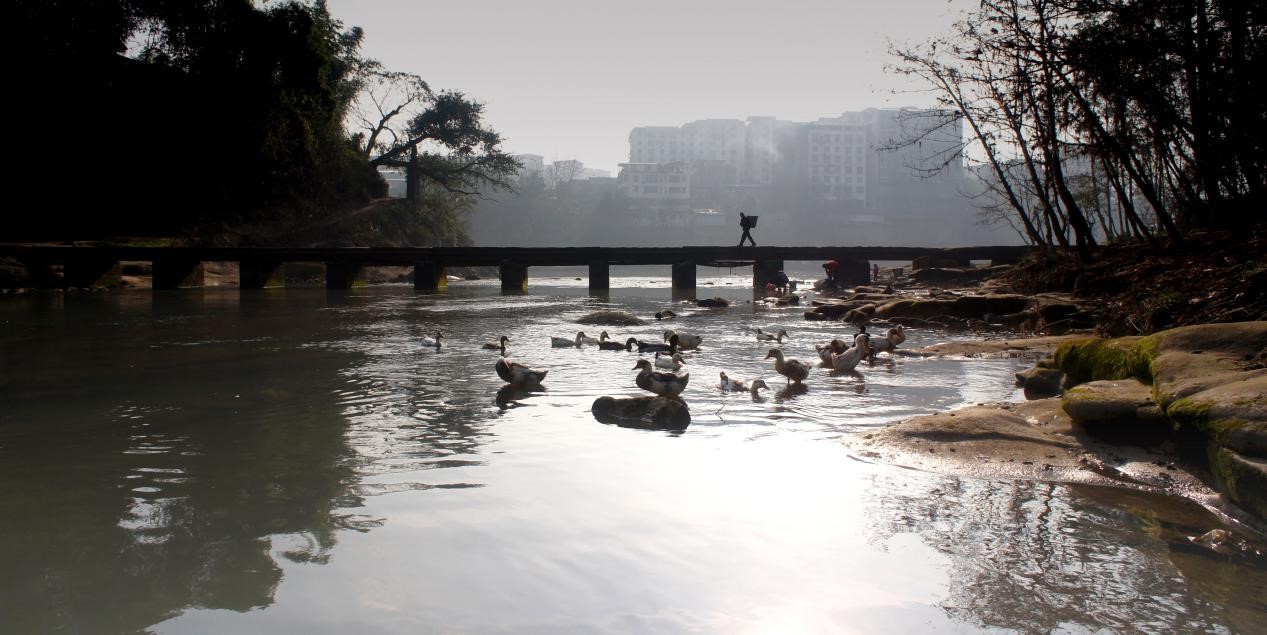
top-left (2, 267), bottom-right (1264, 634)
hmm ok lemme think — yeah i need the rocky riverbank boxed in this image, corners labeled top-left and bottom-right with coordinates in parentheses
top-left (854, 321), bottom-right (1267, 542)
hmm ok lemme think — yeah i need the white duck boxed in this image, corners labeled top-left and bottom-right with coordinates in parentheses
top-left (831, 333), bottom-right (872, 371)
top-left (718, 372), bottom-right (770, 396)
top-left (663, 330), bottom-right (703, 350)
top-left (577, 331), bottom-right (601, 345)
top-left (481, 335), bottom-right (510, 354)
top-left (421, 331), bottom-right (444, 350)
top-left (550, 333), bottom-right (580, 348)
top-left (868, 326), bottom-right (906, 357)
top-left (496, 358), bottom-right (547, 388)
top-left (632, 359), bottom-right (689, 398)
top-left (756, 328), bottom-right (788, 343)
top-left (764, 348), bottom-right (810, 385)
top-left (655, 352), bottom-right (686, 370)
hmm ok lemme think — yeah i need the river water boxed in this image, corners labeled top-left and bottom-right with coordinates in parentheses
top-left (2, 265), bottom-right (1264, 634)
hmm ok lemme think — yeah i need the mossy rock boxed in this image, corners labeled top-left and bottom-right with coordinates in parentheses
top-left (576, 310), bottom-right (646, 326)
top-left (1166, 374), bottom-right (1267, 457)
top-left (1053, 336), bottom-right (1152, 385)
top-left (1210, 447), bottom-right (1267, 522)
top-left (1061, 379), bottom-right (1167, 428)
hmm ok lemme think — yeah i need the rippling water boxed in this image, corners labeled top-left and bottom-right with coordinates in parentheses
top-left (1, 266), bottom-right (1264, 634)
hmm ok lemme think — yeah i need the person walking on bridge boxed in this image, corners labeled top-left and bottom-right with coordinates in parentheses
top-left (738, 212), bottom-right (756, 247)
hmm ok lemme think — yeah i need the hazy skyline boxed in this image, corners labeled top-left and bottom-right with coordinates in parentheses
top-left (326, 0), bottom-right (968, 173)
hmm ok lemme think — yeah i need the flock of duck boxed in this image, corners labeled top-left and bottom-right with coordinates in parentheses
top-left (427, 320), bottom-right (907, 402)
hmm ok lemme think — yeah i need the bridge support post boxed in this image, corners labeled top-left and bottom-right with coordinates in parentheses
top-left (153, 257), bottom-right (204, 289)
top-left (500, 262), bottom-right (527, 292)
top-left (588, 261), bottom-right (609, 293)
top-left (414, 261), bottom-right (447, 292)
top-left (836, 257), bottom-right (870, 286)
top-left (64, 255), bottom-right (121, 289)
top-left (752, 259), bottom-right (784, 292)
top-left (325, 261), bottom-right (366, 289)
top-left (671, 261), bottom-right (696, 296)
top-left (239, 259), bottom-right (285, 289)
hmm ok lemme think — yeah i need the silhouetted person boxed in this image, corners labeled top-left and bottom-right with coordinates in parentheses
top-left (738, 212), bottom-right (756, 247)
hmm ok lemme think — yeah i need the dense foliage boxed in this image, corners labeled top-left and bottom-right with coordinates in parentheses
top-left (7, 0), bottom-right (515, 245)
top-left (892, 0), bottom-right (1266, 259)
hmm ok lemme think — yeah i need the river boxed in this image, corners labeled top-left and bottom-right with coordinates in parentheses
top-left (1, 264), bottom-right (1264, 634)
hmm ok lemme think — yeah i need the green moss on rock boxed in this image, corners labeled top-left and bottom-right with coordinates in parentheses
top-left (1054, 337), bottom-right (1153, 385)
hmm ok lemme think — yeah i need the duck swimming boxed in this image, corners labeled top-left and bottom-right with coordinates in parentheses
top-left (764, 348), bottom-right (810, 384)
top-left (632, 359), bottom-right (689, 398)
top-left (655, 352), bottom-right (686, 370)
top-left (635, 334), bottom-right (679, 354)
top-left (831, 332), bottom-right (871, 371)
top-left (663, 330), bottom-right (703, 350)
top-left (718, 372), bottom-right (769, 396)
top-left (496, 358), bottom-right (547, 388)
top-left (577, 331), bottom-right (601, 345)
top-left (816, 339), bottom-right (847, 365)
top-left (756, 328), bottom-right (788, 343)
top-left (598, 335), bottom-right (635, 351)
top-left (550, 333), bottom-right (580, 348)
top-left (421, 331), bottom-right (444, 350)
top-left (481, 335), bottom-right (510, 354)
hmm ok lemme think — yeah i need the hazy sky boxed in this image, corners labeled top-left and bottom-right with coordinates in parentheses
top-left (326, 0), bottom-right (967, 173)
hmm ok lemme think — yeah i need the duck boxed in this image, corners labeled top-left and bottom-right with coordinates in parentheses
top-left (632, 359), bottom-right (689, 398)
top-left (481, 335), bottom-right (510, 354)
top-left (718, 372), bottom-right (769, 396)
top-left (831, 332), bottom-right (871, 371)
top-left (495, 358), bottom-right (547, 388)
top-left (654, 310), bottom-right (677, 320)
top-left (756, 328), bottom-right (788, 343)
top-left (868, 325), bottom-right (906, 357)
top-left (663, 330), bottom-right (703, 350)
top-left (421, 331), bottom-right (444, 350)
top-left (635, 334), bottom-right (679, 354)
top-left (550, 334), bottom-right (580, 348)
top-left (576, 331), bottom-right (602, 345)
top-left (599, 335), bottom-right (635, 351)
top-left (816, 339), bottom-right (847, 365)
top-left (655, 352), bottom-right (686, 370)
top-left (764, 348), bottom-right (810, 384)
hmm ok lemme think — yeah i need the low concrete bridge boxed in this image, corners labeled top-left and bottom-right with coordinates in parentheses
top-left (0, 244), bottom-right (1030, 293)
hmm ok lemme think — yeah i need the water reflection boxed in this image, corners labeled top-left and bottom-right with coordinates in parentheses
top-left (862, 472), bottom-right (1267, 633)
top-left (0, 292), bottom-right (364, 633)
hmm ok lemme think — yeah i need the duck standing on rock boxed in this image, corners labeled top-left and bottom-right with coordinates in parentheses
top-left (421, 331), bottom-right (444, 350)
top-left (764, 348), bottom-right (810, 385)
top-left (831, 332), bottom-right (871, 371)
top-left (632, 359), bottom-right (689, 398)
top-left (482, 335), bottom-right (510, 354)
top-left (496, 358), bottom-right (547, 388)
top-left (663, 330), bottom-right (703, 350)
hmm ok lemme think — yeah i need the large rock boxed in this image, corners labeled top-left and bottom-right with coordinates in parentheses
top-left (1061, 379), bottom-right (1168, 428)
top-left (592, 396), bottom-right (690, 430)
top-left (874, 294), bottom-right (1031, 321)
top-left (1015, 366), bottom-right (1066, 399)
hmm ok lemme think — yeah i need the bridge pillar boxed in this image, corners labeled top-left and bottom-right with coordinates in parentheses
top-left (64, 255), bottom-right (121, 289)
top-left (836, 258), bottom-right (870, 286)
top-left (588, 261), bottom-right (609, 293)
top-left (325, 261), bottom-right (366, 289)
top-left (671, 261), bottom-right (696, 296)
top-left (239, 259), bottom-right (286, 289)
top-left (752, 259), bottom-right (784, 292)
top-left (500, 262), bottom-right (527, 292)
top-left (414, 261), bottom-right (447, 292)
top-left (153, 257), bottom-right (204, 289)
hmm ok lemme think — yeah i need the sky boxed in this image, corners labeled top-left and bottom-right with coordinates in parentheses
top-left (325, 0), bottom-right (968, 174)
